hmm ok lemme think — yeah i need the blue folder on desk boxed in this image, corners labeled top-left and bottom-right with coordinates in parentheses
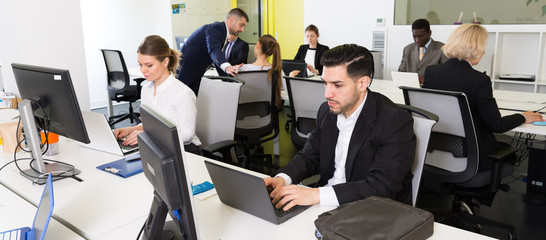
top-left (96, 153), bottom-right (143, 178)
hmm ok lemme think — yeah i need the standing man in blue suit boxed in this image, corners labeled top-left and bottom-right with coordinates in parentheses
top-left (217, 35), bottom-right (249, 76)
top-left (176, 8), bottom-right (248, 94)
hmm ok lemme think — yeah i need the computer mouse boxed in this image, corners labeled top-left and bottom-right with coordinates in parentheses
top-left (531, 121), bottom-right (546, 126)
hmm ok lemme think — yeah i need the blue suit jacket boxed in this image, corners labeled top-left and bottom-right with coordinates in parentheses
top-left (177, 21), bottom-right (228, 94)
top-left (218, 37), bottom-right (249, 76)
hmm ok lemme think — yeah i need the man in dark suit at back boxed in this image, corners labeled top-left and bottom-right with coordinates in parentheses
top-left (176, 8), bottom-right (248, 94)
top-left (265, 44), bottom-right (416, 210)
top-left (218, 35), bottom-right (249, 76)
top-left (398, 19), bottom-right (448, 84)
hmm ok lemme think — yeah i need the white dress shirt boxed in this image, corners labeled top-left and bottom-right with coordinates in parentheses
top-left (304, 48), bottom-right (316, 75)
top-left (141, 73), bottom-right (201, 146)
top-left (219, 22), bottom-right (232, 72)
top-left (277, 92), bottom-right (368, 207)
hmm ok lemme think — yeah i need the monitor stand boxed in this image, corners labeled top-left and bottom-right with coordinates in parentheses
top-left (143, 192), bottom-right (183, 240)
top-left (18, 99), bottom-right (80, 184)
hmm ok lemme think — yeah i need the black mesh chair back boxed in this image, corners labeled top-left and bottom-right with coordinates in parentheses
top-left (284, 76), bottom-right (325, 149)
top-left (401, 86), bottom-right (517, 238)
top-left (100, 49), bottom-right (145, 126)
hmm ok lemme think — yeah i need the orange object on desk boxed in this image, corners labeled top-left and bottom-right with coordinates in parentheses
top-left (40, 132), bottom-right (60, 155)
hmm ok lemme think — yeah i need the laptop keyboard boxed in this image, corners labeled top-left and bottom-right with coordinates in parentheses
top-left (273, 203), bottom-right (299, 218)
top-left (117, 139), bottom-right (138, 151)
top-left (0, 228), bottom-right (26, 240)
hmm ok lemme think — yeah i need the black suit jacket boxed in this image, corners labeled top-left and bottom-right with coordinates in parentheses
top-left (218, 38), bottom-right (249, 76)
top-left (277, 91), bottom-right (416, 205)
top-left (294, 43), bottom-right (329, 75)
top-left (423, 58), bottom-right (525, 170)
top-left (176, 21), bottom-right (228, 94)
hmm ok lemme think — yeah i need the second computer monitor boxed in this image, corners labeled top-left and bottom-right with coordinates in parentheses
top-left (138, 104), bottom-right (199, 240)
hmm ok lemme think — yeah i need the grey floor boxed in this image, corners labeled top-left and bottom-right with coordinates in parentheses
top-left (96, 102), bottom-right (546, 240)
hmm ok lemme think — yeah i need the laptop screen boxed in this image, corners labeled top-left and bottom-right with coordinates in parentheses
top-left (282, 60), bottom-right (308, 78)
top-left (32, 174), bottom-right (54, 240)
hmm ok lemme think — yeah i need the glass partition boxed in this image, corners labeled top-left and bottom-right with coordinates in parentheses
top-left (394, 0), bottom-right (546, 25)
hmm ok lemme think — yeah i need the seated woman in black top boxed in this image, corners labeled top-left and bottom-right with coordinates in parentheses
top-left (423, 24), bottom-right (542, 171)
top-left (294, 24), bottom-right (329, 75)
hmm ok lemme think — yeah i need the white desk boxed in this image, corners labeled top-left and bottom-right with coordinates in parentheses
top-left (0, 138), bottom-right (494, 239)
top-left (0, 184), bottom-right (84, 239)
top-left (0, 140), bottom-right (154, 239)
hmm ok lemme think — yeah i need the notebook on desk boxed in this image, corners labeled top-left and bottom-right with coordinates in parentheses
top-left (392, 71), bottom-right (420, 88)
top-left (0, 173), bottom-right (54, 240)
top-left (80, 111), bottom-right (138, 156)
top-left (204, 160), bottom-right (310, 224)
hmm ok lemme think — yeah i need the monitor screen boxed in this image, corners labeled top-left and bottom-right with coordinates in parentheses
top-left (12, 63), bottom-right (90, 144)
top-left (138, 104), bottom-right (198, 240)
top-left (282, 59), bottom-right (307, 78)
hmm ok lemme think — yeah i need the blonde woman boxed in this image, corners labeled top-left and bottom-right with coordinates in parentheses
top-left (423, 24), bottom-right (542, 171)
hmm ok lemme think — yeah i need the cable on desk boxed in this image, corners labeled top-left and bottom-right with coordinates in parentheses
top-left (7, 101), bottom-right (78, 183)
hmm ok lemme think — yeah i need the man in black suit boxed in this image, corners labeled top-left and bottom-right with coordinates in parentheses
top-left (265, 44), bottom-right (416, 210)
top-left (176, 8), bottom-right (248, 94)
top-left (218, 35), bottom-right (249, 76)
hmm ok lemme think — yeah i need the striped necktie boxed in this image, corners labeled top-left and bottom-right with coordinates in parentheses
top-left (419, 47), bottom-right (424, 61)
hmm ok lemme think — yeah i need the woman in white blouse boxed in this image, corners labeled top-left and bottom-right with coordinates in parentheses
top-left (114, 35), bottom-right (201, 154)
top-left (294, 24), bottom-right (329, 75)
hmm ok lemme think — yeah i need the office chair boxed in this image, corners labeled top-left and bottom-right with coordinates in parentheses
top-left (398, 104), bottom-right (438, 207)
top-left (247, 43), bottom-right (256, 64)
top-left (234, 70), bottom-right (280, 173)
top-left (100, 49), bottom-right (145, 126)
top-left (401, 86), bottom-right (518, 239)
top-left (196, 76), bottom-right (244, 165)
top-left (284, 76), bottom-right (325, 149)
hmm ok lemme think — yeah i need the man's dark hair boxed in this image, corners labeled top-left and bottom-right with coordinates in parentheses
top-left (227, 8), bottom-right (249, 22)
top-left (412, 19), bottom-right (430, 32)
top-left (320, 44), bottom-right (374, 82)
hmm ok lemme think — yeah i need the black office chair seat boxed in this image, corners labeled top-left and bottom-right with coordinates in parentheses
top-left (236, 102), bottom-right (270, 120)
top-left (112, 85), bottom-right (140, 102)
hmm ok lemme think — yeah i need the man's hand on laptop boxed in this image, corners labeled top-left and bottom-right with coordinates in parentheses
top-left (113, 126), bottom-right (141, 145)
top-left (265, 177), bottom-right (320, 211)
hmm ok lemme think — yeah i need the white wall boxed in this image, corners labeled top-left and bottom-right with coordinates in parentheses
top-left (304, 0), bottom-right (546, 81)
top-left (0, 0), bottom-right (90, 110)
top-left (170, 0), bottom-right (231, 48)
top-left (81, 0), bottom-right (172, 109)
top-left (304, 0), bottom-right (393, 49)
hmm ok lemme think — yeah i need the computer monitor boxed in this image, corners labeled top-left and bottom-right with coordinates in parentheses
top-left (282, 59), bottom-right (308, 78)
top-left (12, 63), bottom-right (89, 184)
top-left (138, 104), bottom-right (199, 240)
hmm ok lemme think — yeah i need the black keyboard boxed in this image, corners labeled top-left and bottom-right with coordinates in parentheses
top-left (272, 201), bottom-right (299, 218)
top-left (117, 139), bottom-right (138, 151)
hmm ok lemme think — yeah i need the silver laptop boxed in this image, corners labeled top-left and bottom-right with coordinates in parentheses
top-left (0, 173), bottom-right (54, 240)
top-left (204, 160), bottom-right (310, 224)
top-left (80, 111), bottom-right (138, 155)
top-left (392, 71), bottom-right (420, 88)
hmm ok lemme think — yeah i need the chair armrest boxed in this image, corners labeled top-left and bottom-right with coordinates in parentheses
top-left (201, 140), bottom-right (238, 154)
top-left (486, 145), bottom-right (517, 162)
top-left (133, 77), bottom-right (146, 86)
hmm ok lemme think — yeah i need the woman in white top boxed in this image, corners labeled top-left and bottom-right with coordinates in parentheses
top-left (294, 24), bottom-right (329, 75)
top-left (238, 34), bottom-right (283, 109)
top-left (114, 35), bottom-right (201, 154)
